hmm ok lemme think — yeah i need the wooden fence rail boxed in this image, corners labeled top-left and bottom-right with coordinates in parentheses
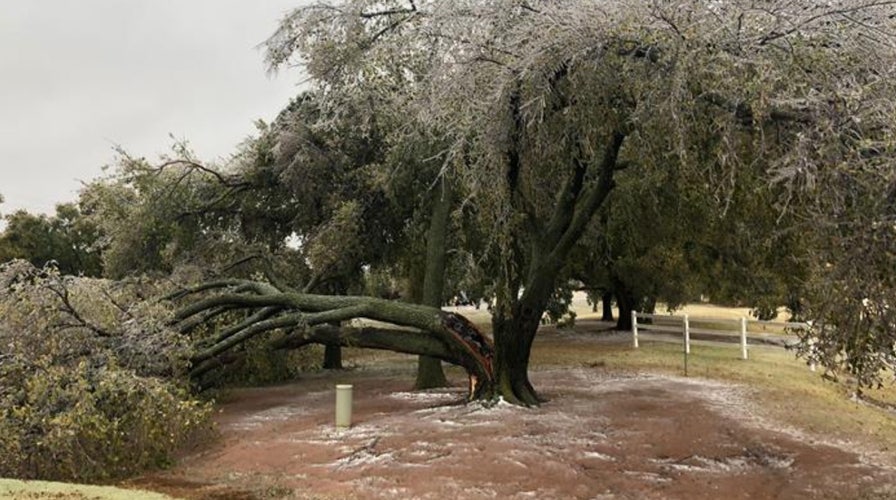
top-left (631, 311), bottom-right (809, 361)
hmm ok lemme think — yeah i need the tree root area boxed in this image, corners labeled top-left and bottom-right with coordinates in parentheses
top-left (130, 368), bottom-right (896, 499)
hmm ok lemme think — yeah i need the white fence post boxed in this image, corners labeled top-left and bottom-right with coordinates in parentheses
top-left (683, 314), bottom-right (691, 354)
top-left (808, 335), bottom-right (816, 372)
top-left (740, 317), bottom-right (748, 360)
top-left (632, 311), bottom-right (639, 348)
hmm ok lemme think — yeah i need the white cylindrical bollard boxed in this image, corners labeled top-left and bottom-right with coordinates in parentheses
top-left (632, 311), bottom-right (639, 348)
top-left (740, 317), bottom-right (748, 360)
top-left (683, 314), bottom-right (690, 354)
top-left (335, 384), bottom-right (353, 429)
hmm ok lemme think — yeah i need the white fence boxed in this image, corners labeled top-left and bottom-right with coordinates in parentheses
top-left (631, 311), bottom-right (808, 360)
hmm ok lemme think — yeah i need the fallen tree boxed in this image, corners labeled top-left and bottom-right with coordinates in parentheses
top-left (169, 279), bottom-right (495, 398)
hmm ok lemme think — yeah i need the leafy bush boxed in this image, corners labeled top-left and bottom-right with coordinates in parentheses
top-left (0, 360), bottom-right (210, 481)
top-left (0, 260), bottom-right (212, 482)
top-left (199, 330), bottom-right (322, 388)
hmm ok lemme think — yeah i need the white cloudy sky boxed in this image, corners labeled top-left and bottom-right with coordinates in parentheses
top-left (0, 0), bottom-right (307, 217)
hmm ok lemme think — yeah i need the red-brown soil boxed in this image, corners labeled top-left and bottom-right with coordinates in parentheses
top-left (131, 363), bottom-right (896, 499)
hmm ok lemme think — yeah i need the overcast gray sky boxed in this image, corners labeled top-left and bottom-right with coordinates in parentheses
top-left (0, 0), bottom-right (306, 217)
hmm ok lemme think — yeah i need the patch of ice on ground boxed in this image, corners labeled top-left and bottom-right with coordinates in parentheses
top-left (347, 475), bottom-right (413, 498)
top-left (412, 396), bottom-right (523, 422)
top-left (546, 370), bottom-right (896, 469)
top-left (646, 375), bottom-right (896, 470)
top-left (650, 452), bottom-right (794, 473)
top-left (306, 422), bottom-right (394, 444)
top-left (388, 389), bottom-right (465, 403)
top-left (226, 404), bottom-right (308, 430)
top-left (333, 449), bottom-right (396, 469)
top-left (582, 451), bottom-right (616, 461)
top-left (622, 470), bottom-right (671, 483)
top-left (467, 397), bottom-right (524, 415)
top-left (423, 418), bottom-right (465, 426)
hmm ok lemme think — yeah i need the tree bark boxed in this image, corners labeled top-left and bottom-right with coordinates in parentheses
top-left (614, 283), bottom-right (634, 331)
top-left (601, 291), bottom-right (614, 322)
top-left (322, 343), bottom-right (343, 369)
top-left (487, 261), bottom-right (557, 406)
top-left (415, 180), bottom-right (451, 389)
top-left (492, 308), bottom-right (542, 406)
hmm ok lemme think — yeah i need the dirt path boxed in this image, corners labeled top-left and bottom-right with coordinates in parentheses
top-left (132, 367), bottom-right (896, 499)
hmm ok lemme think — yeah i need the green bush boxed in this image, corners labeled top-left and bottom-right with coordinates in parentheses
top-left (0, 260), bottom-right (212, 482)
top-left (0, 359), bottom-right (211, 481)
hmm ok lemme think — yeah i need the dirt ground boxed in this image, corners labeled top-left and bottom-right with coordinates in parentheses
top-left (130, 358), bottom-right (896, 500)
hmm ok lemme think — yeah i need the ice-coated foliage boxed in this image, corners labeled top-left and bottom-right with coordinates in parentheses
top-left (0, 260), bottom-right (212, 481)
top-left (266, 0), bottom-right (896, 388)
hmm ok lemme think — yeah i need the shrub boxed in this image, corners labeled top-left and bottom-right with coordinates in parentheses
top-left (0, 359), bottom-right (211, 481)
top-left (0, 260), bottom-right (212, 482)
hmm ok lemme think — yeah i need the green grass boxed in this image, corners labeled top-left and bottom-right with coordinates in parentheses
top-left (0, 479), bottom-right (174, 500)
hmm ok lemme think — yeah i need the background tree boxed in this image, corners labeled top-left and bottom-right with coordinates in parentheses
top-left (0, 203), bottom-right (102, 276)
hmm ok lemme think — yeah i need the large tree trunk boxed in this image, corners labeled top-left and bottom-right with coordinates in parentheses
top-left (415, 181), bottom-right (452, 389)
top-left (487, 264), bottom-right (555, 406)
top-left (492, 309), bottom-right (542, 406)
top-left (601, 291), bottom-right (614, 322)
top-left (614, 281), bottom-right (635, 331)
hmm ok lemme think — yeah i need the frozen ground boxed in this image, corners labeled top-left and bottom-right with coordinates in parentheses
top-left (132, 367), bottom-right (896, 499)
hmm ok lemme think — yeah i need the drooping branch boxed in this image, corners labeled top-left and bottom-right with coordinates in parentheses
top-left (198, 306), bottom-right (283, 346)
top-left (360, 2), bottom-right (416, 19)
top-left (163, 279), bottom-right (264, 301)
top-left (47, 280), bottom-right (113, 338)
top-left (153, 159), bottom-right (248, 188)
top-left (177, 304), bottom-right (246, 334)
